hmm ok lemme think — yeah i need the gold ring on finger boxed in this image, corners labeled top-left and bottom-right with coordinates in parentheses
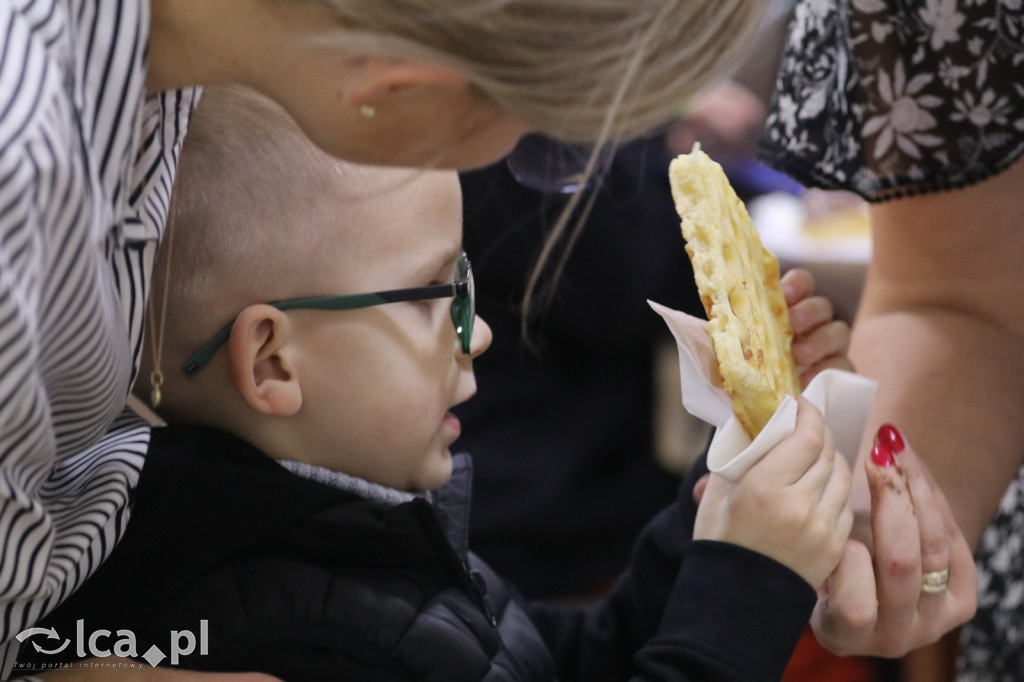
top-left (921, 567), bottom-right (951, 595)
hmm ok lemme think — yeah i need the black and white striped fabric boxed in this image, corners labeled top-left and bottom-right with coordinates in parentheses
top-left (0, 1), bottom-right (196, 676)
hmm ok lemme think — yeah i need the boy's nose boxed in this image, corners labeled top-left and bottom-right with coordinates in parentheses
top-left (466, 315), bottom-right (492, 358)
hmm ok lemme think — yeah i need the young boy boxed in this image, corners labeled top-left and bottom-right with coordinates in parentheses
top-left (33, 87), bottom-right (853, 681)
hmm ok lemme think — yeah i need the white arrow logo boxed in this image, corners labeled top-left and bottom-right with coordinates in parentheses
top-left (15, 627), bottom-right (70, 655)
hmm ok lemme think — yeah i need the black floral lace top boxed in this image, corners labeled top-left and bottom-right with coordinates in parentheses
top-left (760, 0), bottom-right (1024, 202)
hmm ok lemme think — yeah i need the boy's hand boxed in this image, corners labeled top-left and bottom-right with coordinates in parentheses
top-left (781, 268), bottom-right (854, 386)
top-left (693, 399), bottom-right (854, 587)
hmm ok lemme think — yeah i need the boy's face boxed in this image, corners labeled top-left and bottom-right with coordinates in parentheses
top-left (289, 168), bottom-right (490, 492)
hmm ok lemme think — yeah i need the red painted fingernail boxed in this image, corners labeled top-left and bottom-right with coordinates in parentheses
top-left (871, 442), bottom-right (895, 467)
top-left (876, 423), bottom-right (906, 455)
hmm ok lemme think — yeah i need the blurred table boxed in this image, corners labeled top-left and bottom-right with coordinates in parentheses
top-left (749, 191), bottom-right (872, 323)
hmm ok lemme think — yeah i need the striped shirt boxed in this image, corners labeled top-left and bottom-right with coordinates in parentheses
top-left (0, 0), bottom-right (196, 676)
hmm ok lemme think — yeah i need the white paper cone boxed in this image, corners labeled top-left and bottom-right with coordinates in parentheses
top-left (649, 300), bottom-right (878, 482)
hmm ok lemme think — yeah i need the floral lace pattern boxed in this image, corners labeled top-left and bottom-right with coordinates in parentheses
top-left (760, 0), bottom-right (1024, 201)
top-left (959, 463), bottom-right (1024, 681)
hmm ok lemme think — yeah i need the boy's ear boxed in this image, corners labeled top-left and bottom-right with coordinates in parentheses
top-left (227, 304), bottom-right (302, 417)
top-left (345, 58), bottom-right (467, 107)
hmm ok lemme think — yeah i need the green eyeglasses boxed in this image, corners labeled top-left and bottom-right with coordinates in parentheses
top-left (181, 252), bottom-right (475, 377)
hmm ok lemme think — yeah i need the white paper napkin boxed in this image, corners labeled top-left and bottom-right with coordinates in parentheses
top-left (649, 300), bottom-right (878, 481)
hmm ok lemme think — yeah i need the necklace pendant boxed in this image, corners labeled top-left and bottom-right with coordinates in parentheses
top-left (149, 369), bottom-right (164, 409)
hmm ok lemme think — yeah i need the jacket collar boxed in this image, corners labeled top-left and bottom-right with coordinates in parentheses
top-left (432, 453), bottom-right (474, 560)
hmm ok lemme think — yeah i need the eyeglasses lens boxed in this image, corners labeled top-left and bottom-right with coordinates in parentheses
top-left (505, 133), bottom-right (613, 194)
top-left (450, 254), bottom-right (475, 354)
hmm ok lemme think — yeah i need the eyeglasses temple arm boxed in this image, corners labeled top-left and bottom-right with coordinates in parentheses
top-left (180, 324), bottom-right (233, 378)
top-left (180, 284), bottom-right (460, 378)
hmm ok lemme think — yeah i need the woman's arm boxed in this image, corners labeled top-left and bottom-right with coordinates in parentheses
top-left (853, 155), bottom-right (1024, 549)
top-left (817, 154), bottom-right (1024, 657)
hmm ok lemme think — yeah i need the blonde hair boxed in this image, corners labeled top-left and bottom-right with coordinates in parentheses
top-left (316, 0), bottom-right (767, 334)
top-left (319, 0), bottom-right (766, 145)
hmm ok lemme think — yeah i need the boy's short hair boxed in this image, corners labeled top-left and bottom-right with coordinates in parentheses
top-left (148, 86), bottom-right (434, 403)
top-left (164, 86), bottom-right (338, 308)
top-left (144, 86), bottom-right (355, 412)
top-left (158, 86), bottom-right (407, 352)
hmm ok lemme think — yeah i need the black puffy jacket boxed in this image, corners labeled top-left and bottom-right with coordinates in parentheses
top-left (36, 426), bottom-right (814, 681)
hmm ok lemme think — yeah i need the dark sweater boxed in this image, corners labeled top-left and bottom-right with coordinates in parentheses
top-left (35, 425), bottom-right (815, 681)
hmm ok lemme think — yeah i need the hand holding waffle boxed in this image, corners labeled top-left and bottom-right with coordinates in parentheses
top-left (693, 397), bottom-right (854, 587)
top-left (780, 267), bottom-right (855, 385)
top-left (662, 147), bottom-right (975, 655)
top-left (652, 146), bottom-right (875, 482)
top-left (666, 146), bottom-right (860, 586)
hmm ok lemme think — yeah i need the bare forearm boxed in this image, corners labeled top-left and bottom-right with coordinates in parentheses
top-left (851, 158), bottom-right (1024, 548)
top-left (806, 162), bottom-right (1024, 657)
top-left (851, 306), bottom-right (1024, 548)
